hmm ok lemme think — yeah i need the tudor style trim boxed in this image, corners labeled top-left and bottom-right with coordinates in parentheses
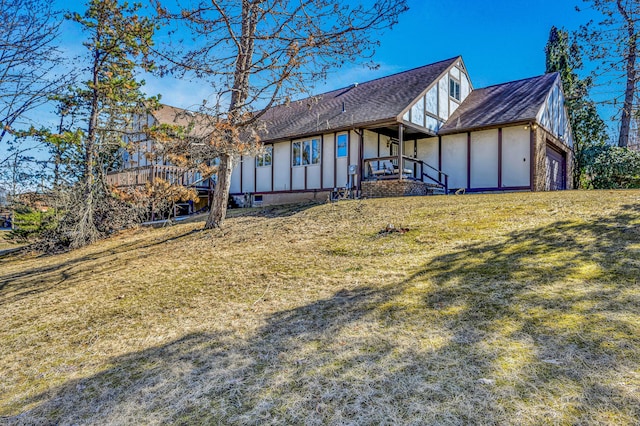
top-left (498, 128), bottom-right (503, 189)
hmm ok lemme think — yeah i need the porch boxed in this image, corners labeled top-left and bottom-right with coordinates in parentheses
top-left (359, 123), bottom-right (449, 197)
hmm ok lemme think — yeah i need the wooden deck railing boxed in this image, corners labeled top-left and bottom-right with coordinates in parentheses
top-left (106, 165), bottom-right (208, 188)
top-left (363, 155), bottom-right (448, 194)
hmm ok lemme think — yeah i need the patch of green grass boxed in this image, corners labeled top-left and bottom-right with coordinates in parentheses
top-left (1, 191), bottom-right (640, 424)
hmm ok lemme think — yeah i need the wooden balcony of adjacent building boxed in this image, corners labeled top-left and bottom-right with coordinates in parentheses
top-left (106, 165), bottom-right (212, 191)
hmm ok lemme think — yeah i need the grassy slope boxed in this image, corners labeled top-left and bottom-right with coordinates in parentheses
top-left (1, 191), bottom-right (639, 425)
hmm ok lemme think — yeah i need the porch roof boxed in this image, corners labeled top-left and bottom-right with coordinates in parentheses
top-left (259, 57), bottom-right (459, 143)
top-left (438, 72), bottom-right (559, 134)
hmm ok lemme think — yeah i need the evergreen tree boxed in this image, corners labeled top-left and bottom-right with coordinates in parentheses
top-left (52, 0), bottom-right (158, 248)
top-left (545, 26), bottom-right (607, 188)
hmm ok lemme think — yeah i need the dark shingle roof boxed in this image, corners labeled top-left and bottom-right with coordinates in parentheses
top-left (152, 104), bottom-right (212, 137)
top-left (259, 57), bottom-right (459, 142)
top-left (439, 72), bottom-right (559, 134)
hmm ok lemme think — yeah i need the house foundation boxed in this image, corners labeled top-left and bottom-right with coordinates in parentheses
top-left (361, 180), bottom-right (435, 198)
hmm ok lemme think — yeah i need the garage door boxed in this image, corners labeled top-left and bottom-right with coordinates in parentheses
top-left (545, 144), bottom-right (566, 190)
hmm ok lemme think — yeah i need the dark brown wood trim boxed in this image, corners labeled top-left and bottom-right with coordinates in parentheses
top-left (466, 132), bottom-right (471, 190)
top-left (320, 134), bottom-right (324, 190)
top-left (498, 128), bottom-right (503, 188)
top-left (333, 132), bottom-right (337, 188)
top-left (304, 162), bottom-right (308, 190)
top-left (465, 186), bottom-right (530, 193)
top-left (239, 155), bottom-right (243, 193)
top-left (347, 130), bottom-right (351, 180)
top-left (529, 127), bottom-right (535, 191)
top-left (438, 119), bottom-right (532, 136)
top-left (358, 129), bottom-right (364, 192)
top-left (438, 135), bottom-right (442, 170)
top-left (398, 124), bottom-right (404, 181)
top-left (231, 188), bottom-right (333, 196)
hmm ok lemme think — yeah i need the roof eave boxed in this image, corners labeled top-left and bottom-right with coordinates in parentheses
top-left (437, 118), bottom-right (537, 135)
top-left (260, 118), bottom-right (399, 144)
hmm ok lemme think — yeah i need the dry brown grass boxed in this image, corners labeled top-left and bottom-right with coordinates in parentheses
top-left (1, 190), bottom-right (639, 425)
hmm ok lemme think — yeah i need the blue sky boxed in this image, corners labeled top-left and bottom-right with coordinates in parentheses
top-left (50, 0), bottom-right (609, 129)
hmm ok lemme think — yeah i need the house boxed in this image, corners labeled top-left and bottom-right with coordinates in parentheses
top-left (108, 55), bottom-right (573, 208)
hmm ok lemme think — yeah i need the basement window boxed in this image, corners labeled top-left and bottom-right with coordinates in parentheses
top-left (256, 146), bottom-right (272, 167)
top-left (449, 78), bottom-right (461, 101)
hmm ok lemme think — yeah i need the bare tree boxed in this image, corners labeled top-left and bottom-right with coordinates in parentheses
top-left (0, 0), bottom-right (66, 154)
top-left (156, 0), bottom-right (408, 229)
top-left (577, 0), bottom-right (639, 147)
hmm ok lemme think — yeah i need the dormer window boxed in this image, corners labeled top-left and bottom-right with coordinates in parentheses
top-left (449, 78), bottom-right (461, 101)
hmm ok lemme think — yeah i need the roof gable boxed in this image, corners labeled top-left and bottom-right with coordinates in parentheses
top-left (259, 57), bottom-right (460, 142)
top-left (438, 73), bottom-right (559, 134)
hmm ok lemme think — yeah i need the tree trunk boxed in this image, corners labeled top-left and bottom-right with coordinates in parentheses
top-left (204, 152), bottom-right (232, 229)
top-left (72, 48), bottom-right (101, 248)
top-left (617, 0), bottom-right (637, 148)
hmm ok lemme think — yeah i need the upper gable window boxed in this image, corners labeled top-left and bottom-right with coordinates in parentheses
top-left (449, 78), bottom-right (461, 101)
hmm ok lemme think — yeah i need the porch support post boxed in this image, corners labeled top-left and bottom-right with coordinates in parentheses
top-left (398, 123), bottom-right (404, 181)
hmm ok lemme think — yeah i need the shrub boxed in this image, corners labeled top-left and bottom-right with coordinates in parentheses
top-left (584, 146), bottom-right (640, 189)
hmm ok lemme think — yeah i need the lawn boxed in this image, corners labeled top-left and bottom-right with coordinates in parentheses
top-left (1, 191), bottom-right (639, 425)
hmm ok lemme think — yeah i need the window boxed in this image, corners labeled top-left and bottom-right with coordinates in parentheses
top-left (256, 146), bottom-right (272, 167)
top-left (292, 139), bottom-right (320, 166)
top-left (336, 133), bottom-right (348, 157)
top-left (449, 78), bottom-right (461, 101)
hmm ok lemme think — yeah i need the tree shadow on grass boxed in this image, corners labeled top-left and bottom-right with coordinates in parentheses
top-left (0, 228), bottom-right (201, 304)
top-left (4, 204), bottom-right (640, 424)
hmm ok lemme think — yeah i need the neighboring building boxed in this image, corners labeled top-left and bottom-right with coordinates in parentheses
top-left (108, 55), bottom-right (573, 208)
top-left (106, 104), bottom-right (215, 212)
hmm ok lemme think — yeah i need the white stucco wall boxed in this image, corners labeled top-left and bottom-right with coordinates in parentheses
top-left (426, 86), bottom-right (438, 115)
top-left (470, 129), bottom-right (498, 188)
top-left (441, 133), bottom-right (467, 189)
top-left (502, 126), bottom-right (530, 187)
top-left (461, 73), bottom-right (471, 99)
top-left (273, 141), bottom-right (290, 191)
top-left (256, 166), bottom-right (271, 192)
top-left (230, 161), bottom-right (241, 193)
top-left (242, 156), bottom-right (256, 193)
top-left (363, 130), bottom-right (379, 159)
top-left (416, 137), bottom-right (439, 181)
top-left (306, 165), bottom-right (320, 189)
top-left (438, 76), bottom-right (449, 120)
top-left (537, 78), bottom-right (572, 147)
top-left (291, 164), bottom-right (305, 190)
top-left (323, 133), bottom-right (335, 188)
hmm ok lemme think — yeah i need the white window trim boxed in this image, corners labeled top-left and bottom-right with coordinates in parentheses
top-left (256, 145), bottom-right (273, 167)
top-left (292, 138), bottom-right (321, 167)
top-left (449, 77), bottom-right (461, 101)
